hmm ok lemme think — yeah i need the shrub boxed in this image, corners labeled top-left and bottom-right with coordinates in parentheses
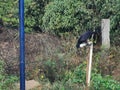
top-left (41, 62), bottom-right (120, 90)
top-left (42, 0), bottom-right (93, 35)
top-left (0, 0), bottom-right (18, 28)
top-left (41, 57), bottom-right (67, 83)
top-left (91, 74), bottom-right (120, 90)
top-left (0, 60), bottom-right (18, 90)
top-left (42, 0), bottom-right (119, 33)
top-left (42, 0), bottom-right (120, 44)
top-left (25, 0), bottom-right (52, 32)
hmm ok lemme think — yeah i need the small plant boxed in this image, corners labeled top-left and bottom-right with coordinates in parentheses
top-left (43, 59), bottom-right (57, 83)
top-left (0, 60), bottom-right (18, 90)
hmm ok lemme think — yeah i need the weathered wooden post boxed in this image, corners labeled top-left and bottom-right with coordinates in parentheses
top-left (101, 19), bottom-right (110, 49)
top-left (86, 43), bottom-right (93, 88)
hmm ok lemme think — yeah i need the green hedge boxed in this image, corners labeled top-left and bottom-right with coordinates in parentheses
top-left (0, 0), bottom-right (120, 44)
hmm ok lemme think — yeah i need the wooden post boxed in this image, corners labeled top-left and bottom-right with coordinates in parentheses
top-left (86, 43), bottom-right (93, 88)
top-left (101, 19), bottom-right (110, 49)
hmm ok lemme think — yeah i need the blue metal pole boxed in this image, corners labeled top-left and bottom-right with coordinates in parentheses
top-left (19, 0), bottom-right (25, 90)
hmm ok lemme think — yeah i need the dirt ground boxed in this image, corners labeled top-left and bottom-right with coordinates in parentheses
top-left (16, 80), bottom-right (42, 90)
top-left (0, 27), bottom-right (63, 75)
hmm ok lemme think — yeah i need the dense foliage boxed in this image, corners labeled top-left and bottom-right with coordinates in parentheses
top-left (42, 0), bottom-right (120, 37)
top-left (42, 0), bottom-right (95, 35)
top-left (0, 0), bottom-right (18, 27)
top-left (0, 0), bottom-right (119, 42)
top-left (25, 0), bottom-right (51, 32)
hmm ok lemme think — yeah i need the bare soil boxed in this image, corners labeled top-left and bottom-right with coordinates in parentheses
top-left (15, 80), bottom-right (42, 90)
top-left (0, 27), bottom-right (63, 75)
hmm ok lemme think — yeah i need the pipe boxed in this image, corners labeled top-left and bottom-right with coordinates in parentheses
top-left (19, 0), bottom-right (25, 90)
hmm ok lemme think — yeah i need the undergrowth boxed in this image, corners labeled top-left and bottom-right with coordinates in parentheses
top-left (39, 62), bottom-right (120, 90)
top-left (0, 60), bottom-right (18, 90)
top-left (34, 46), bottom-right (120, 90)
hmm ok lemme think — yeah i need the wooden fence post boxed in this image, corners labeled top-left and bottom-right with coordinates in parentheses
top-left (86, 43), bottom-right (93, 88)
top-left (101, 19), bottom-right (110, 49)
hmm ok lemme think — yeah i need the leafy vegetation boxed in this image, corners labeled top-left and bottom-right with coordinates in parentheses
top-left (39, 59), bottom-right (120, 90)
top-left (42, 0), bottom-right (120, 39)
top-left (0, 0), bottom-right (119, 43)
top-left (0, 0), bottom-right (18, 28)
top-left (0, 60), bottom-right (18, 90)
top-left (25, 0), bottom-right (52, 32)
top-left (42, 0), bottom-right (93, 35)
top-left (91, 74), bottom-right (120, 90)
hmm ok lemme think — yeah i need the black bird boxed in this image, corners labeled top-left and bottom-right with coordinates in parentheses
top-left (76, 30), bottom-right (94, 48)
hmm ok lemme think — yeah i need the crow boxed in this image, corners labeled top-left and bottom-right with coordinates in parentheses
top-left (76, 30), bottom-right (94, 48)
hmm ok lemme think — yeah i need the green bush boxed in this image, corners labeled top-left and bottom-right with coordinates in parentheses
top-left (0, 60), bottom-right (18, 90)
top-left (25, 0), bottom-right (52, 32)
top-left (42, 0), bottom-right (93, 35)
top-left (42, 0), bottom-right (120, 44)
top-left (0, 0), bottom-right (18, 27)
top-left (42, 0), bottom-right (119, 33)
top-left (1, 0), bottom-right (120, 44)
top-left (63, 63), bottom-right (86, 84)
top-left (41, 57), bottom-right (67, 83)
top-left (110, 0), bottom-right (120, 45)
top-left (62, 63), bottom-right (120, 90)
top-left (91, 74), bottom-right (120, 90)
